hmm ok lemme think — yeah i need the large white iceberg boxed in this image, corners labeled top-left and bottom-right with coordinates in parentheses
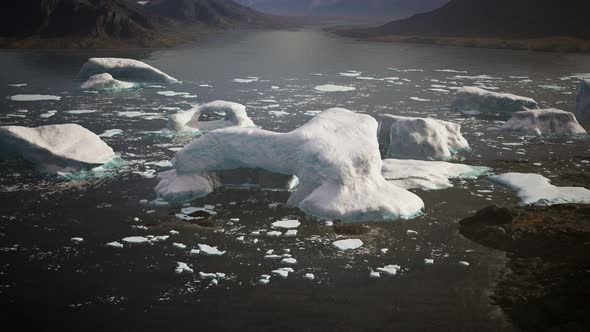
top-left (489, 173), bottom-right (590, 206)
top-left (78, 58), bottom-right (179, 83)
top-left (0, 124), bottom-right (115, 173)
top-left (382, 159), bottom-right (491, 190)
top-left (501, 108), bottom-right (586, 135)
top-left (576, 79), bottom-right (590, 123)
top-left (156, 108), bottom-right (424, 222)
top-left (451, 87), bottom-right (538, 113)
top-left (80, 73), bottom-right (139, 92)
top-left (167, 101), bottom-right (255, 132)
top-left (377, 115), bottom-right (469, 160)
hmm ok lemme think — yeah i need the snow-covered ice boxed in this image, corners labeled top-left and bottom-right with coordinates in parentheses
top-left (197, 244), bottom-right (225, 256)
top-left (381, 159), bottom-right (491, 190)
top-left (304, 273), bottom-right (315, 280)
top-left (106, 241), bottom-right (124, 248)
top-left (167, 100), bottom-right (255, 132)
top-left (175, 262), bottom-right (193, 274)
top-left (281, 257), bottom-right (297, 265)
top-left (377, 115), bottom-right (469, 160)
top-left (80, 73), bottom-right (138, 92)
top-left (9, 94), bottom-right (61, 102)
top-left (271, 219), bottom-right (300, 229)
top-left (78, 58), bottom-right (179, 83)
top-left (233, 77), bottom-right (259, 83)
top-left (314, 85), bottom-right (356, 92)
top-left (501, 108), bottom-right (586, 135)
top-left (156, 108), bottom-right (424, 221)
top-left (451, 87), bottom-right (538, 113)
top-left (71, 237), bottom-right (84, 243)
top-left (0, 124), bottom-right (115, 173)
top-left (489, 173), bottom-right (590, 206)
top-left (332, 239), bottom-right (363, 251)
top-left (376, 265), bottom-right (401, 276)
top-left (576, 80), bottom-right (590, 123)
top-left (121, 236), bottom-right (151, 244)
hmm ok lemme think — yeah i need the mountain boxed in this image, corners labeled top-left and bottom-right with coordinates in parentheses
top-left (235, 0), bottom-right (449, 19)
top-left (341, 0), bottom-right (590, 52)
top-left (0, 0), bottom-right (271, 48)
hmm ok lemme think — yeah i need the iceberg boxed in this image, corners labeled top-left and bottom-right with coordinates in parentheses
top-left (451, 87), bottom-right (538, 113)
top-left (489, 173), bottom-right (590, 206)
top-left (9, 94), bottom-right (61, 102)
top-left (377, 115), bottom-right (469, 160)
top-left (167, 100), bottom-right (255, 132)
top-left (80, 73), bottom-right (139, 92)
top-left (501, 108), bottom-right (586, 135)
top-left (156, 108), bottom-right (424, 222)
top-left (78, 58), bottom-right (179, 83)
top-left (0, 124), bottom-right (115, 173)
top-left (382, 159), bottom-right (491, 190)
top-left (576, 80), bottom-right (590, 123)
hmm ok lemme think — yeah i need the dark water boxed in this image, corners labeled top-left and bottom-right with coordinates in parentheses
top-left (0, 29), bottom-right (589, 331)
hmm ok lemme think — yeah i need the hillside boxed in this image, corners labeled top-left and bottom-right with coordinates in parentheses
top-left (340, 0), bottom-right (590, 52)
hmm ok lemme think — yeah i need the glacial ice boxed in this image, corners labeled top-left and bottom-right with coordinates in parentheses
top-left (382, 159), bottom-right (491, 190)
top-left (377, 115), bottom-right (469, 160)
top-left (155, 108), bottom-right (424, 222)
top-left (576, 80), bottom-right (590, 123)
top-left (501, 108), bottom-right (586, 135)
top-left (78, 58), bottom-right (179, 83)
top-left (451, 87), bottom-right (538, 113)
top-left (9, 94), bottom-right (61, 102)
top-left (167, 101), bottom-right (255, 132)
top-left (489, 173), bottom-right (590, 205)
top-left (0, 124), bottom-right (115, 173)
top-left (80, 73), bottom-right (138, 92)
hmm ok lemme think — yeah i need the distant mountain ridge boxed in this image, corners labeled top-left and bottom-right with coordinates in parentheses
top-left (145, 0), bottom-right (268, 26)
top-left (235, 0), bottom-right (449, 19)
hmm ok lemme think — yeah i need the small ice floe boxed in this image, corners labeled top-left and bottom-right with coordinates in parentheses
top-left (272, 219), bottom-right (300, 229)
top-left (380, 248), bottom-right (389, 254)
top-left (131, 225), bottom-right (148, 230)
top-left (122, 236), bottom-right (151, 244)
top-left (281, 257), bottom-right (297, 265)
top-left (39, 110), bottom-right (57, 118)
top-left (406, 230), bottom-right (418, 236)
top-left (78, 57), bottom-right (179, 83)
top-left (436, 69), bottom-right (468, 73)
top-left (576, 79), bottom-right (590, 123)
top-left (175, 206), bottom-right (216, 221)
top-left (269, 110), bottom-right (289, 117)
top-left (199, 272), bottom-right (225, 280)
top-left (409, 97), bottom-right (430, 102)
top-left (9, 94), bottom-right (61, 102)
top-left (172, 243), bottom-right (187, 249)
top-left (489, 173), bottom-right (590, 205)
top-left (458, 261), bottom-right (470, 267)
top-left (66, 110), bottom-right (97, 114)
top-left (272, 267), bottom-right (294, 279)
top-left (258, 275), bottom-right (271, 285)
top-left (451, 87), bottom-right (538, 113)
top-left (314, 84), bottom-right (356, 92)
top-left (267, 231), bottom-right (283, 238)
top-left (71, 237), bottom-right (84, 243)
top-left (199, 84), bottom-right (213, 88)
top-left (8, 83), bottom-right (27, 87)
top-left (197, 244), bottom-right (225, 256)
top-left (264, 254), bottom-right (282, 260)
top-left (339, 71), bottom-right (361, 77)
top-left (303, 273), bottom-right (315, 280)
top-left (167, 100), bottom-right (254, 132)
top-left (332, 239), bottom-right (363, 251)
top-left (233, 77), bottom-right (259, 83)
top-left (236, 236), bottom-right (245, 241)
top-left (106, 241), bottom-right (124, 248)
top-left (501, 108), bottom-right (586, 135)
top-left (369, 271), bottom-right (381, 279)
top-left (175, 262), bottom-right (193, 274)
top-left (284, 230), bottom-right (298, 237)
top-left (424, 259), bottom-right (434, 265)
top-left (169, 230), bottom-right (179, 235)
top-left (377, 115), bottom-right (469, 160)
top-left (156, 91), bottom-right (192, 97)
top-left (376, 265), bottom-right (401, 276)
top-left (98, 129), bottom-right (123, 138)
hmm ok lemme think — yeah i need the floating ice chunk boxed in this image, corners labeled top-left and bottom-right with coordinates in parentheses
top-left (501, 108), bottom-right (586, 135)
top-left (98, 129), bottom-right (123, 138)
top-left (122, 236), bottom-right (151, 244)
top-left (451, 87), bottom-right (538, 113)
top-left (314, 85), bottom-right (356, 92)
top-left (281, 257), bottom-right (297, 265)
top-left (272, 219), bottom-right (300, 229)
top-left (9, 94), bottom-right (61, 102)
top-left (197, 244), bottom-right (225, 256)
top-left (381, 159), bottom-right (491, 190)
top-left (409, 97), bottom-right (430, 102)
top-left (71, 237), bottom-right (84, 243)
top-left (169, 230), bottom-right (179, 235)
top-left (376, 265), bottom-right (401, 276)
top-left (576, 80), bottom-right (590, 123)
top-left (284, 230), bottom-right (298, 237)
top-left (0, 124), bottom-right (115, 173)
top-left (453, 75), bottom-right (500, 80)
top-left (66, 110), bottom-right (97, 114)
top-left (380, 248), bottom-right (389, 254)
top-left (156, 108), bottom-right (424, 222)
top-left (267, 231), bottom-right (282, 238)
top-left (332, 239), bottom-right (363, 251)
top-left (157, 91), bottom-right (191, 97)
top-left (175, 262), bottom-right (193, 274)
top-left (80, 73), bottom-right (138, 92)
top-left (458, 261), bottom-right (470, 267)
top-left (199, 272), bottom-right (220, 279)
top-left (406, 230), bottom-right (418, 236)
top-left (377, 115), bottom-right (469, 160)
top-left (78, 58), bottom-right (179, 83)
top-left (272, 267), bottom-right (294, 279)
top-left (233, 77), bottom-right (259, 83)
top-left (489, 173), bottom-right (590, 206)
top-left (173, 243), bottom-right (187, 249)
top-left (304, 273), bottom-right (315, 280)
top-left (258, 275), bottom-right (271, 285)
top-left (339, 71), bottom-right (361, 77)
top-left (167, 100), bottom-right (255, 132)
top-left (424, 259), bottom-right (434, 265)
top-left (369, 271), bottom-right (381, 278)
top-left (40, 110), bottom-right (57, 118)
top-left (264, 254), bottom-right (282, 260)
top-left (106, 241), bottom-right (124, 248)
top-left (8, 83), bottom-right (27, 87)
